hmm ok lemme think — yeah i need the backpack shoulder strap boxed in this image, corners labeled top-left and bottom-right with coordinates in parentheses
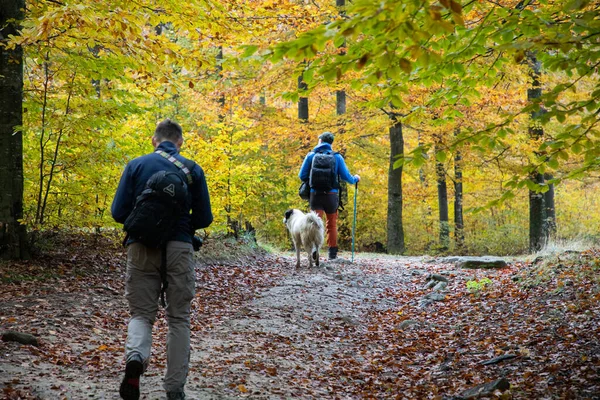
top-left (155, 150), bottom-right (193, 185)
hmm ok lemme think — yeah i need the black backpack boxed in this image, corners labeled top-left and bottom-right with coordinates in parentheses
top-left (123, 170), bottom-right (189, 248)
top-left (309, 150), bottom-right (339, 193)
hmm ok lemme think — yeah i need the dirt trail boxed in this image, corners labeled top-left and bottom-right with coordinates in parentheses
top-left (3, 247), bottom-right (599, 399)
top-left (1, 252), bottom-right (425, 400)
top-left (177, 255), bottom-right (419, 399)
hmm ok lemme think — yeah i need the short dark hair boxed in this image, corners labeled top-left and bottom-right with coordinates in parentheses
top-left (154, 119), bottom-right (183, 143)
top-left (319, 131), bottom-right (334, 144)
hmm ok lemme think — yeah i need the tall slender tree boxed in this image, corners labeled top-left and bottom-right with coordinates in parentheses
top-left (453, 129), bottom-right (464, 249)
top-left (298, 72), bottom-right (309, 122)
top-left (334, 0), bottom-right (351, 246)
top-left (335, 0), bottom-right (346, 117)
top-left (544, 173), bottom-right (556, 236)
top-left (0, 0), bottom-right (28, 259)
top-left (435, 139), bottom-right (449, 250)
top-left (527, 51), bottom-right (547, 252)
top-left (387, 111), bottom-right (404, 254)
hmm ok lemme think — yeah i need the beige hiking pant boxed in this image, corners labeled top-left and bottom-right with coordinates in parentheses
top-left (125, 241), bottom-right (195, 393)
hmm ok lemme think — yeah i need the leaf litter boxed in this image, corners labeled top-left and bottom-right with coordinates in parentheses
top-left (1, 235), bottom-right (599, 399)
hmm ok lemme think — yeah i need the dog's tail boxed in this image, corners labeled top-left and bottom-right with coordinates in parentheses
top-left (306, 211), bottom-right (324, 230)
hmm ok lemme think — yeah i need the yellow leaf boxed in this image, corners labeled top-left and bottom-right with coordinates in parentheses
top-left (237, 385), bottom-right (248, 393)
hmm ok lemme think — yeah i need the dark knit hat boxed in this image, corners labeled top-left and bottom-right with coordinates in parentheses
top-left (319, 131), bottom-right (334, 144)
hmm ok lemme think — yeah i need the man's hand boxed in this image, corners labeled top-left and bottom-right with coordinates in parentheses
top-left (354, 175), bottom-right (361, 183)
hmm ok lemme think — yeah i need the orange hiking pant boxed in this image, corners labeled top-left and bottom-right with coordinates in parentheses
top-left (313, 209), bottom-right (338, 248)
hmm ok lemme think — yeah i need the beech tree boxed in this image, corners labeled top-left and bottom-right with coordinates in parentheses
top-left (0, 0), bottom-right (27, 259)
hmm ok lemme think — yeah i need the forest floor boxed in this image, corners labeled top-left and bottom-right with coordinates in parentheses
top-left (1, 234), bottom-right (599, 400)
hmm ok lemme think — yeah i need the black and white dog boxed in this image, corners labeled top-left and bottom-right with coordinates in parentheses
top-left (283, 209), bottom-right (324, 268)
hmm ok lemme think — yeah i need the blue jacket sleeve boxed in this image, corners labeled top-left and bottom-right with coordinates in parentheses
top-left (111, 163), bottom-right (135, 224)
top-left (191, 165), bottom-right (213, 230)
top-left (298, 153), bottom-right (313, 181)
top-left (336, 154), bottom-right (358, 184)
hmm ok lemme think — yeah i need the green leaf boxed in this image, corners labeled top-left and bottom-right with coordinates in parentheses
top-left (241, 45), bottom-right (258, 58)
top-left (435, 150), bottom-right (447, 162)
top-left (547, 157), bottom-right (559, 169)
top-left (557, 150), bottom-right (569, 161)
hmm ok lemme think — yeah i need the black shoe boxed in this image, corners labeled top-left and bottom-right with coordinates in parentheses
top-left (328, 247), bottom-right (338, 260)
top-left (119, 359), bottom-right (143, 400)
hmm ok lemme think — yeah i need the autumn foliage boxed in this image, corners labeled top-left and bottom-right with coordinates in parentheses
top-left (4, 0), bottom-right (600, 254)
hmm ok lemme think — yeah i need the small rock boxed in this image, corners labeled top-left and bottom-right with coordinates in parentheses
top-left (458, 260), bottom-right (508, 269)
top-left (459, 378), bottom-right (510, 399)
top-left (424, 293), bottom-right (446, 301)
top-left (339, 316), bottom-right (357, 326)
top-left (418, 299), bottom-right (433, 308)
top-left (433, 281), bottom-right (448, 292)
top-left (427, 274), bottom-right (449, 283)
top-left (441, 257), bottom-right (461, 263)
top-left (398, 320), bottom-right (420, 329)
top-left (424, 280), bottom-right (438, 290)
top-left (532, 256), bottom-right (544, 265)
top-left (329, 258), bottom-right (352, 264)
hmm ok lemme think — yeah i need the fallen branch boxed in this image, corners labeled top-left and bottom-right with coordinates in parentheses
top-left (481, 354), bottom-right (518, 365)
top-left (2, 331), bottom-right (39, 347)
top-left (92, 285), bottom-right (120, 296)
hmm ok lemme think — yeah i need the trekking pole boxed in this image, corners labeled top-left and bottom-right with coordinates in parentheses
top-left (351, 182), bottom-right (358, 263)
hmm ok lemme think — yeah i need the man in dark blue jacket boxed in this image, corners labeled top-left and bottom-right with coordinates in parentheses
top-left (299, 132), bottom-right (360, 260)
top-left (112, 119), bottom-right (212, 400)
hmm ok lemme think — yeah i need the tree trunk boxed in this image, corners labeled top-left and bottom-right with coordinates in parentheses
top-left (527, 51), bottom-right (547, 252)
top-left (544, 173), bottom-right (556, 236)
top-left (454, 134), bottom-right (464, 249)
top-left (0, 0), bottom-right (28, 259)
top-left (217, 46), bottom-right (236, 236)
top-left (334, 0), bottom-right (350, 246)
top-left (387, 115), bottom-right (404, 254)
top-left (298, 73), bottom-right (308, 121)
top-left (529, 172), bottom-right (546, 252)
top-left (435, 144), bottom-right (449, 250)
top-left (216, 46), bottom-right (225, 121)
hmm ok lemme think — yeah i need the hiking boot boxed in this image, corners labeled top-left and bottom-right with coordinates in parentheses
top-left (328, 247), bottom-right (338, 260)
top-left (166, 392), bottom-right (186, 400)
top-left (119, 359), bottom-right (143, 400)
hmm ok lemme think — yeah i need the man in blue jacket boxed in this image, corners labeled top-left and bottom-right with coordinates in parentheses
top-left (299, 132), bottom-right (360, 260)
top-left (112, 119), bottom-right (213, 400)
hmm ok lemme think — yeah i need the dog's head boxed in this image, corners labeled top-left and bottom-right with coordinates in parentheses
top-left (283, 209), bottom-right (295, 226)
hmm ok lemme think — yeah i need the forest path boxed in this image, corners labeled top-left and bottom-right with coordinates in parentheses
top-left (2, 241), bottom-right (599, 399)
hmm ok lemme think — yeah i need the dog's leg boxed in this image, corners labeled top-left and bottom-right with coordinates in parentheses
top-left (306, 246), bottom-right (313, 269)
top-left (315, 249), bottom-right (320, 267)
top-left (295, 243), bottom-right (301, 269)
